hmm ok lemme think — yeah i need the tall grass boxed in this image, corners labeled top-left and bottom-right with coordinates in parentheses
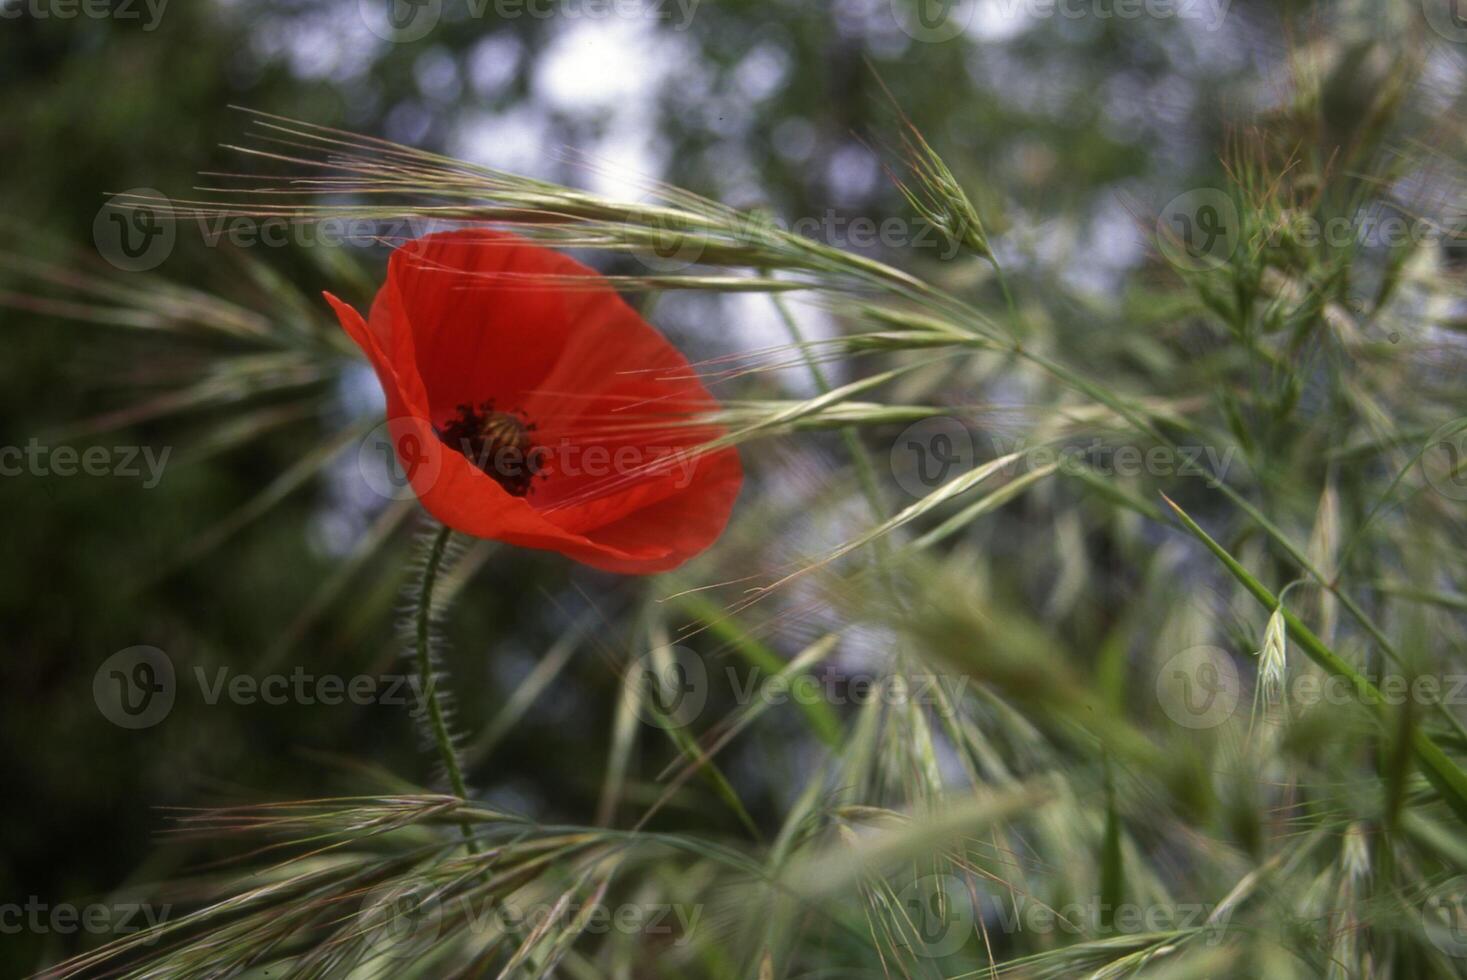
top-left (15, 44), bottom-right (1467, 978)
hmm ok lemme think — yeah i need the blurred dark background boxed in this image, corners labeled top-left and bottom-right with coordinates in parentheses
top-left (0, 0), bottom-right (1426, 972)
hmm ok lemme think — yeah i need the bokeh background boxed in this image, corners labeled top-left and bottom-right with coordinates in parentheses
top-left (0, 0), bottom-right (1456, 972)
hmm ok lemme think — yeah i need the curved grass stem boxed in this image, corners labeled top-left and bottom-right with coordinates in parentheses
top-left (1162, 493), bottom-right (1467, 828)
top-left (767, 288), bottom-right (888, 529)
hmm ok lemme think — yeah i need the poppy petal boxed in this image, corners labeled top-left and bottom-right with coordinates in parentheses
top-left (327, 230), bottom-right (742, 574)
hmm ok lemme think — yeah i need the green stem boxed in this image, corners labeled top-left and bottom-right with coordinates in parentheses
top-left (986, 254), bottom-right (1020, 331)
top-left (767, 288), bottom-right (888, 527)
top-left (1162, 493), bottom-right (1467, 828)
top-left (415, 522), bottom-right (479, 852)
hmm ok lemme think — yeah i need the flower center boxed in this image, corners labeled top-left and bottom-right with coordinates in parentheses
top-left (437, 401), bottom-right (541, 497)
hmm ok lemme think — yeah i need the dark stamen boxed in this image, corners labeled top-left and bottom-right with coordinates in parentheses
top-left (437, 401), bottom-right (541, 497)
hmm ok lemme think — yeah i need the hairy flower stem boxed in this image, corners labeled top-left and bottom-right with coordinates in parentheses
top-left (415, 523), bottom-right (480, 854)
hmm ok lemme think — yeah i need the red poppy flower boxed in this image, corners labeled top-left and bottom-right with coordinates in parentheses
top-left (325, 229), bottom-right (742, 574)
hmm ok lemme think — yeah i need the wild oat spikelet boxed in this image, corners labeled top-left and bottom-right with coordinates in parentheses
top-left (1256, 605), bottom-right (1288, 710)
top-left (1341, 822), bottom-right (1371, 882)
top-left (889, 126), bottom-right (990, 261)
top-left (870, 68), bottom-right (991, 260)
